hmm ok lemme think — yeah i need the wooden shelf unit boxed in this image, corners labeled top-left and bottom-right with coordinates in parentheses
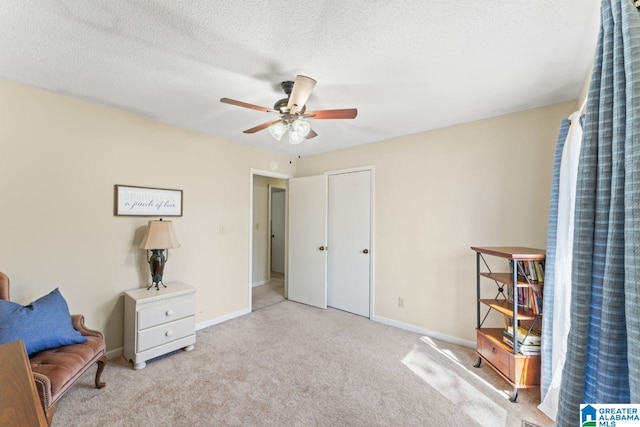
top-left (471, 246), bottom-right (545, 402)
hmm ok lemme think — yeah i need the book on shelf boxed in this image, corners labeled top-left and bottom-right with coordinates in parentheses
top-left (502, 334), bottom-right (541, 355)
top-left (505, 284), bottom-right (539, 311)
top-left (511, 261), bottom-right (528, 280)
top-left (504, 282), bottom-right (544, 315)
top-left (521, 287), bottom-right (529, 308)
top-left (509, 260), bottom-right (546, 284)
top-left (528, 288), bottom-right (535, 308)
top-left (505, 325), bottom-right (541, 345)
top-left (534, 260), bottom-right (545, 283)
top-left (527, 260), bottom-right (538, 283)
top-left (530, 287), bottom-right (543, 315)
top-left (507, 324), bottom-right (541, 336)
top-left (521, 261), bottom-right (531, 281)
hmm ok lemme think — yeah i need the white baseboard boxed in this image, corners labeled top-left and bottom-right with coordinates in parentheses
top-left (252, 280), bottom-right (267, 288)
top-left (106, 347), bottom-right (123, 360)
top-left (196, 307), bottom-right (251, 330)
top-left (372, 315), bottom-right (475, 349)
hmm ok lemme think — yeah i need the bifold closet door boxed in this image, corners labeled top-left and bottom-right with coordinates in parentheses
top-left (327, 170), bottom-right (371, 317)
top-left (287, 175), bottom-right (327, 309)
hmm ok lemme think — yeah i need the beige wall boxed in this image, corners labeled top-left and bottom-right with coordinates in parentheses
top-left (297, 102), bottom-right (576, 343)
top-left (252, 175), bottom-right (286, 284)
top-left (0, 79), bottom-right (294, 353)
top-left (578, 64), bottom-right (593, 110)
top-left (0, 76), bottom-right (578, 351)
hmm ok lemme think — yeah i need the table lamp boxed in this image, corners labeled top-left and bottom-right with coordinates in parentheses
top-left (139, 218), bottom-right (180, 290)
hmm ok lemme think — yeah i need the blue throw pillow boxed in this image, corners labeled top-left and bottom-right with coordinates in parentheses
top-left (0, 288), bottom-right (87, 355)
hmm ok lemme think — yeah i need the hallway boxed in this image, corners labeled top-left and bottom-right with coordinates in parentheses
top-left (252, 272), bottom-right (284, 311)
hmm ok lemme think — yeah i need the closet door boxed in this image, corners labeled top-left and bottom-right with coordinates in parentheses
top-left (327, 170), bottom-right (371, 317)
top-left (287, 175), bottom-right (327, 309)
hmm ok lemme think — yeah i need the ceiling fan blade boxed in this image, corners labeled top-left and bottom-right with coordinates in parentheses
top-left (306, 129), bottom-right (318, 139)
top-left (287, 75), bottom-right (317, 115)
top-left (220, 98), bottom-right (279, 114)
top-left (243, 120), bottom-right (280, 134)
top-left (304, 108), bottom-right (358, 119)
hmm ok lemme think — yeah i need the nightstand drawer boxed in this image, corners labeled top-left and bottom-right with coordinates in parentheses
top-left (138, 294), bottom-right (195, 330)
top-left (137, 316), bottom-right (195, 352)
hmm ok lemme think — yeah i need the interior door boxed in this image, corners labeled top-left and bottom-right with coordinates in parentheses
top-left (270, 188), bottom-right (286, 274)
top-left (327, 170), bottom-right (371, 317)
top-left (288, 175), bottom-right (327, 309)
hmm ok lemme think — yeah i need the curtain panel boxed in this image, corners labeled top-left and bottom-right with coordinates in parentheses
top-left (541, 119), bottom-right (570, 398)
top-left (557, 0), bottom-right (640, 425)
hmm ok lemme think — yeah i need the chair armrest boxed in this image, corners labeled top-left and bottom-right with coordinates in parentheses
top-left (32, 371), bottom-right (52, 411)
top-left (71, 314), bottom-right (104, 339)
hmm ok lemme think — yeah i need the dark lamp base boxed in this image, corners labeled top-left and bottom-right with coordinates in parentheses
top-left (147, 249), bottom-right (168, 291)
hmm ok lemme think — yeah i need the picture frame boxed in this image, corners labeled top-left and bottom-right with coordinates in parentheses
top-left (114, 185), bottom-right (183, 216)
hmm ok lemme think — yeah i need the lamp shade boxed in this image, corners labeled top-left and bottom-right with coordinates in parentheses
top-left (140, 219), bottom-right (180, 250)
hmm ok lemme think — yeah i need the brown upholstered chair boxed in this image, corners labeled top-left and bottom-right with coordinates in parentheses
top-left (0, 272), bottom-right (106, 425)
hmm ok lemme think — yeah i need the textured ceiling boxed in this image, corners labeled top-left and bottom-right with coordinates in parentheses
top-left (0, 1), bottom-right (600, 157)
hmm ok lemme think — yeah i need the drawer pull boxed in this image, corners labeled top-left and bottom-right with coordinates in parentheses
top-left (165, 310), bottom-right (173, 316)
top-left (165, 330), bottom-right (173, 337)
top-left (492, 347), bottom-right (497, 354)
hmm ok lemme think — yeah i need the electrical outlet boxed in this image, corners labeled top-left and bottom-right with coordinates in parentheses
top-left (398, 297), bottom-right (404, 308)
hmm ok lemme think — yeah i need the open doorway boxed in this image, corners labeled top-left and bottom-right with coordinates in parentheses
top-left (250, 171), bottom-right (290, 311)
top-left (270, 186), bottom-right (286, 279)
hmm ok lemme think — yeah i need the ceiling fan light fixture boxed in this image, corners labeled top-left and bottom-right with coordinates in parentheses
top-left (268, 120), bottom-right (287, 141)
top-left (288, 128), bottom-right (304, 145)
top-left (291, 118), bottom-right (311, 138)
top-left (287, 118), bottom-right (311, 144)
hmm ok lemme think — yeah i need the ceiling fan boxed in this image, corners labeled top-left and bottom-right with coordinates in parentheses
top-left (220, 75), bottom-right (358, 144)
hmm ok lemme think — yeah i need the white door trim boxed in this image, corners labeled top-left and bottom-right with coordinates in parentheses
top-left (324, 165), bottom-right (375, 319)
top-left (249, 168), bottom-right (292, 312)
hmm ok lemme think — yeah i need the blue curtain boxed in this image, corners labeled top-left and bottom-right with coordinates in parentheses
top-left (557, 1), bottom-right (640, 425)
top-left (540, 118), bottom-right (570, 397)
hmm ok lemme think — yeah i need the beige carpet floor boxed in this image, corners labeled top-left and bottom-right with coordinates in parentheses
top-left (53, 301), bottom-right (552, 426)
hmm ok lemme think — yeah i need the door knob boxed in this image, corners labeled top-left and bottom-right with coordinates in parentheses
top-left (319, 246), bottom-right (325, 251)
top-left (363, 249), bottom-right (369, 254)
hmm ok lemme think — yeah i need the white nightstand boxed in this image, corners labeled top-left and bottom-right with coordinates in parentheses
top-left (123, 282), bottom-right (196, 370)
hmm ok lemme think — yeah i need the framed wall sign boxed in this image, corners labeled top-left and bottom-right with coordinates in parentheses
top-left (114, 185), bottom-right (183, 216)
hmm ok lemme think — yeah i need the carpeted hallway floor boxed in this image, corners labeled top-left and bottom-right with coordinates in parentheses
top-left (252, 273), bottom-right (285, 311)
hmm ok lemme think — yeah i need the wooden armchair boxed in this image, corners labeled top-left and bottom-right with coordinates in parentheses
top-left (0, 273), bottom-right (106, 425)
